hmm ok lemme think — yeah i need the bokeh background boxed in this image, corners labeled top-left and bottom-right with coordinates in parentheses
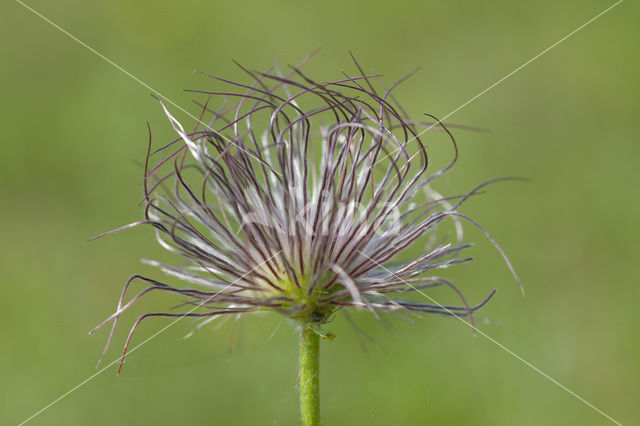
top-left (1, 0), bottom-right (638, 425)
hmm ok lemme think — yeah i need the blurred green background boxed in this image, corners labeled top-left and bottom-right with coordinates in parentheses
top-left (1, 0), bottom-right (638, 425)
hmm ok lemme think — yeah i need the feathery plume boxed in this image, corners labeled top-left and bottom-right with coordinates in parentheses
top-left (91, 56), bottom-right (520, 375)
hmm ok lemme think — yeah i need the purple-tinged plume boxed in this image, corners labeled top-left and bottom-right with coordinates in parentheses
top-left (92, 57), bottom-right (520, 372)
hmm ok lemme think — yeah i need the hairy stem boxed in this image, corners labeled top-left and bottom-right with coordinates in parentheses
top-left (299, 327), bottom-right (320, 426)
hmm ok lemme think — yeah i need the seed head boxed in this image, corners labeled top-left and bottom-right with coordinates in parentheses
top-left (92, 57), bottom-right (520, 371)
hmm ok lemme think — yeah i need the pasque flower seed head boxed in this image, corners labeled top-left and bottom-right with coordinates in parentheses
top-left (92, 58), bottom-right (520, 373)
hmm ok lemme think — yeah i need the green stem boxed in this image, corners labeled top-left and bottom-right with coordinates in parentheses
top-left (299, 327), bottom-right (320, 426)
